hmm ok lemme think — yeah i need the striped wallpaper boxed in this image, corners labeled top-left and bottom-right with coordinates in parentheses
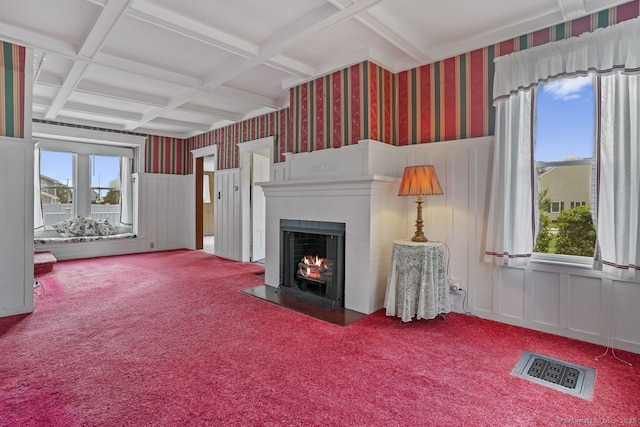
top-left (145, 135), bottom-right (186, 175)
top-left (289, 61), bottom-right (395, 151)
top-left (395, 0), bottom-right (640, 145)
top-left (33, 119), bottom-right (186, 175)
top-left (0, 41), bottom-right (26, 139)
top-left (186, 108), bottom-right (289, 173)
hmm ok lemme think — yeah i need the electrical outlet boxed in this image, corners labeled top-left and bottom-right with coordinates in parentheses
top-left (449, 279), bottom-right (462, 294)
top-left (150, 242), bottom-right (155, 249)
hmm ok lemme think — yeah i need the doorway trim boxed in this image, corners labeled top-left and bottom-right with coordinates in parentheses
top-left (191, 145), bottom-right (219, 251)
top-left (238, 136), bottom-right (274, 262)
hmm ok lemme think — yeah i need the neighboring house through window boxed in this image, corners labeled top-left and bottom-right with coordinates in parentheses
top-left (534, 76), bottom-right (596, 257)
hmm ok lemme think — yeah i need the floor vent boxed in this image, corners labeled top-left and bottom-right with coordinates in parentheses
top-left (511, 350), bottom-right (595, 400)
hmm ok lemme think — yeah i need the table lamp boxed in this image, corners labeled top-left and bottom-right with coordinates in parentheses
top-left (398, 165), bottom-right (443, 242)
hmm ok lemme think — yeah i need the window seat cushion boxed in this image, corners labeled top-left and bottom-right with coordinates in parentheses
top-left (35, 216), bottom-right (134, 244)
top-left (35, 232), bottom-right (136, 244)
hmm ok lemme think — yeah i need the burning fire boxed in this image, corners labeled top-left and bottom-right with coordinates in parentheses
top-left (298, 255), bottom-right (329, 280)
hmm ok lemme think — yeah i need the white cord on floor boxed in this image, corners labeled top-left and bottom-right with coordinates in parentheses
top-left (458, 288), bottom-right (473, 315)
top-left (595, 345), bottom-right (632, 366)
top-left (595, 288), bottom-right (632, 366)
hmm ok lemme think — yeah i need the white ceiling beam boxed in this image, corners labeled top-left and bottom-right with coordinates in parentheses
top-left (94, 51), bottom-right (203, 88)
top-left (177, 104), bottom-right (243, 122)
top-left (130, 0), bottom-right (380, 131)
top-left (355, 13), bottom-right (432, 64)
top-left (93, 52), bottom-right (281, 108)
top-left (150, 117), bottom-right (212, 133)
top-left (82, 0), bottom-right (107, 7)
top-left (31, 72), bottom-right (63, 88)
top-left (38, 71), bottom-right (168, 107)
top-left (63, 101), bottom-right (143, 121)
top-left (557, 0), bottom-right (587, 21)
top-left (131, 126), bottom-right (193, 139)
top-left (327, 0), bottom-right (431, 64)
top-left (45, 62), bottom-right (89, 120)
top-left (32, 50), bottom-right (46, 83)
top-left (124, 88), bottom-right (199, 131)
top-left (32, 95), bottom-right (51, 108)
top-left (7, 19), bottom-right (281, 114)
top-left (80, 0), bottom-right (134, 57)
top-left (75, 80), bottom-right (168, 107)
top-left (213, 86), bottom-right (284, 109)
top-left (45, 0), bottom-right (133, 120)
top-left (0, 21), bottom-right (78, 58)
top-left (127, 0), bottom-right (257, 58)
top-left (202, 0), bottom-right (382, 89)
top-left (265, 55), bottom-right (316, 78)
top-left (126, 0), bottom-right (315, 78)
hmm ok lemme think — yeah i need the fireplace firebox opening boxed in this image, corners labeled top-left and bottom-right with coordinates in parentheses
top-left (280, 220), bottom-right (345, 308)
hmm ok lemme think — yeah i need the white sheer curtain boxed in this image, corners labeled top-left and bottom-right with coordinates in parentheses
top-left (487, 16), bottom-right (640, 272)
top-left (484, 89), bottom-right (537, 266)
top-left (34, 146), bottom-right (44, 230)
top-left (120, 156), bottom-right (133, 227)
top-left (595, 72), bottom-right (640, 279)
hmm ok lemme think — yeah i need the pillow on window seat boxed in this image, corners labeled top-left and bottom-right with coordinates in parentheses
top-left (50, 217), bottom-right (119, 237)
top-left (52, 219), bottom-right (75, 237)
top-left (68, 216), bottom-right (98, 237)
top-left (95, 219), bottom-right (117, 236)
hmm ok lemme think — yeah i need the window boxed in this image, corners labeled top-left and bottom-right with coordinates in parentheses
top-left (35, 140), bottom-right (134, 233)
top-left (91, 155), bottom-right (122, 224)
top-left (39, 151), bottom-right (75, 226)
top-left (534, 76), bottom-right (596, 258)
top-left (488, 19), bottom-right (640, 278)
top-left (550, 202), bottom-right (564, 213)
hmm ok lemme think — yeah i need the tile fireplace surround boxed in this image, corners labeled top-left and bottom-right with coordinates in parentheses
top-left (260, 140), bottom-right (406, 314)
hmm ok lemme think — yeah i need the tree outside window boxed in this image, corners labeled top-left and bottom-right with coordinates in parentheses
top-left (534, 76), bottom-right (596, 257)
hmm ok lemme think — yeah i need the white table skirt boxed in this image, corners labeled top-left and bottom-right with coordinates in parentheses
top-left (384, 240), bottom-right (450, 322)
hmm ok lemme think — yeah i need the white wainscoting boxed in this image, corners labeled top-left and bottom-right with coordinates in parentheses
top-left (138, 173), bottom-right (191, 252)
top-left (187, 136), bottom-right (640, 353)
top-left (404, 136), bottom-right (640, 354)
top-left (40, 173), bottom-right (192, 261)
top-left (214, 168), bottom-right (242, 261)
top-left (0, 137), bottom-right (35, 317)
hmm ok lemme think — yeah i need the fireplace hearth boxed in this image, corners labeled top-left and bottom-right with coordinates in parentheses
top-left (280, 220), bottom-right (345, 308)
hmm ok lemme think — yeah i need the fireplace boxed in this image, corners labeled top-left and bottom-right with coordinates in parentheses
top-left (260, 139), bottom-right (405, 314)
top-left (280, 220), bottom-right (345, 308)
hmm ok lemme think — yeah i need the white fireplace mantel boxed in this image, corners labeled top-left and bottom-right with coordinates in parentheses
top-left (260, 140), bottom-right (406, 314)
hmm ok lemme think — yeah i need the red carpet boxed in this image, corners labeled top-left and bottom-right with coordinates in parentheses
top-left (1, 249), bottom-right (639, 426)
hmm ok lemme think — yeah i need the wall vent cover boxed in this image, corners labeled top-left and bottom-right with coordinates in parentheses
top-left (511, 350), bottom-right (595, 400)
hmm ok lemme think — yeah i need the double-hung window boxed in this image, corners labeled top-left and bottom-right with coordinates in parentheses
top-left (486, 17), bottom-right (640, 280)
top-left (36, 139), bottom-right (134, 232)
top-left (534, 76), bottom-right (596, 260)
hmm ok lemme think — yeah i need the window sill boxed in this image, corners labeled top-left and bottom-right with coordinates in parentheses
top-left (530, 253), bottom-right (593, 270)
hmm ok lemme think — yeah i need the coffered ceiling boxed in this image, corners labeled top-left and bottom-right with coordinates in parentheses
top-left (0, 0), bottom-right (630, 138)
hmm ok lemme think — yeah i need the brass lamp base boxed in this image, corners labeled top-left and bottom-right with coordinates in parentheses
top-left (411, 233), bottom-right (428, 242)
top-left (411, 195), bottom-right (429, 242)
